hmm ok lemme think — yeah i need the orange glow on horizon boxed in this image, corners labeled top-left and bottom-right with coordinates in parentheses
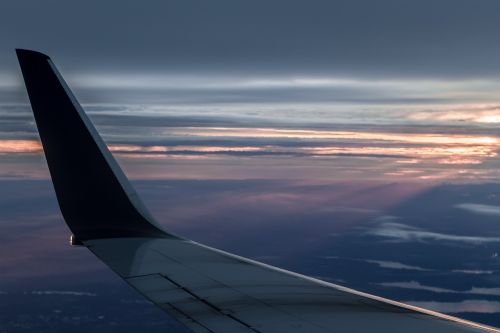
top-left (109, 144), bottom-right (262, 153)
top-left (0, 140), bottom-right (42, 153)
top-left (1, 127), bottom-right (498, 182)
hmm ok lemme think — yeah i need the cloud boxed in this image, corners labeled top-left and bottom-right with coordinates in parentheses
top-left (378, 281), bottom-right (454, 293)
top-left (468, 287), bottom-right (500, 297)
top-left (455, 203), bottom-right (500, 217)
top-left (367, 222), bottom-right (500, 244)
top-left (3, 92), bottom-right (500, 182)
top-left (323, 255), bottom-right (493, 273)
top-left (322, 256), bottom-right (431, 271)
top-left (65, 75), bottom-right (500, 107)
top-left (29, 290), bottom-right (97, 297)
top-left (406, 300), bottom-right (500, 314)
top-left (407, 106), bottom-right (500, 125)
top-left (364, 260), bottom-right (431, 271)
top-left (379, 281), bottom-right (500, 296)
top-left (452, 269), bottom-right (494, 275)
top-left (2, 92), bottom-right (500, 183)
top-left (171, 127), bottom-right (499, 146)
top-left (74, 75), bottom-right (437, 91)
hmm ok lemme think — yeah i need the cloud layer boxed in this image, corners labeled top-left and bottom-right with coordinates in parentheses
top-left (2, 100), bottom-right (500, 182)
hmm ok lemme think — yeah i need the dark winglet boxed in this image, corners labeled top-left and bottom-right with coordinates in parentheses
top-left (16, 49), bottom-right (171, 241)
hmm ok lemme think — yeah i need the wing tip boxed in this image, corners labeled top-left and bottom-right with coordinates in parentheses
top-left (15, 48), bottom-right (51, 61)
top-left (16, 48), bottom-right (174, 241)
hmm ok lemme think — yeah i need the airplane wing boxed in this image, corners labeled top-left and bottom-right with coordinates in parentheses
top-left (16, 48), bottom-right (500, 333)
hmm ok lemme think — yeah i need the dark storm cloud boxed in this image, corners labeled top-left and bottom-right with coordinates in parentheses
top-left (2, 0), bottom-right (500, 78)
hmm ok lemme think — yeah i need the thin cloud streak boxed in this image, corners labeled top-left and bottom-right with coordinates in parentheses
top-left (379, 281), bottom-right (454, 293)
top-left (380, 281), bottom-right (500, 296)
top-left (171, 127), bottom-right (499, 145)
top-left (406, 300), bottom-right (500, 314)
top-left (452, 269), bottom-right (494, 275)
top-left (367, 222), bottom-right (500, 244)
top-left (29, 290), bottom-right (97, 297)
top-left (408, 106), bottom-right (500, 125)
top-left (321, 256), bottom-right (432, 271)
top-left (109, 144), bottom-right (263, 153)
top-left (456, 203), bottom-right (500, 217)
top-left (70, 74), bottom-right (494, 90)
top-left (365, 260), bottom-right (431, 271)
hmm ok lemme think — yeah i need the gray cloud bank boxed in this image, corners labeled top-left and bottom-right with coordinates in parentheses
top-left (3, 0), bottom-right (500, 79)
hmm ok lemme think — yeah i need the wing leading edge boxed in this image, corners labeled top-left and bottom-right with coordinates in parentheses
top-left (16, 49), bottom-right (500, 333)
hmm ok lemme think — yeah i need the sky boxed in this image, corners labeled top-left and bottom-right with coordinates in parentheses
top-left (2, 1), bottom-right (500, 332)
